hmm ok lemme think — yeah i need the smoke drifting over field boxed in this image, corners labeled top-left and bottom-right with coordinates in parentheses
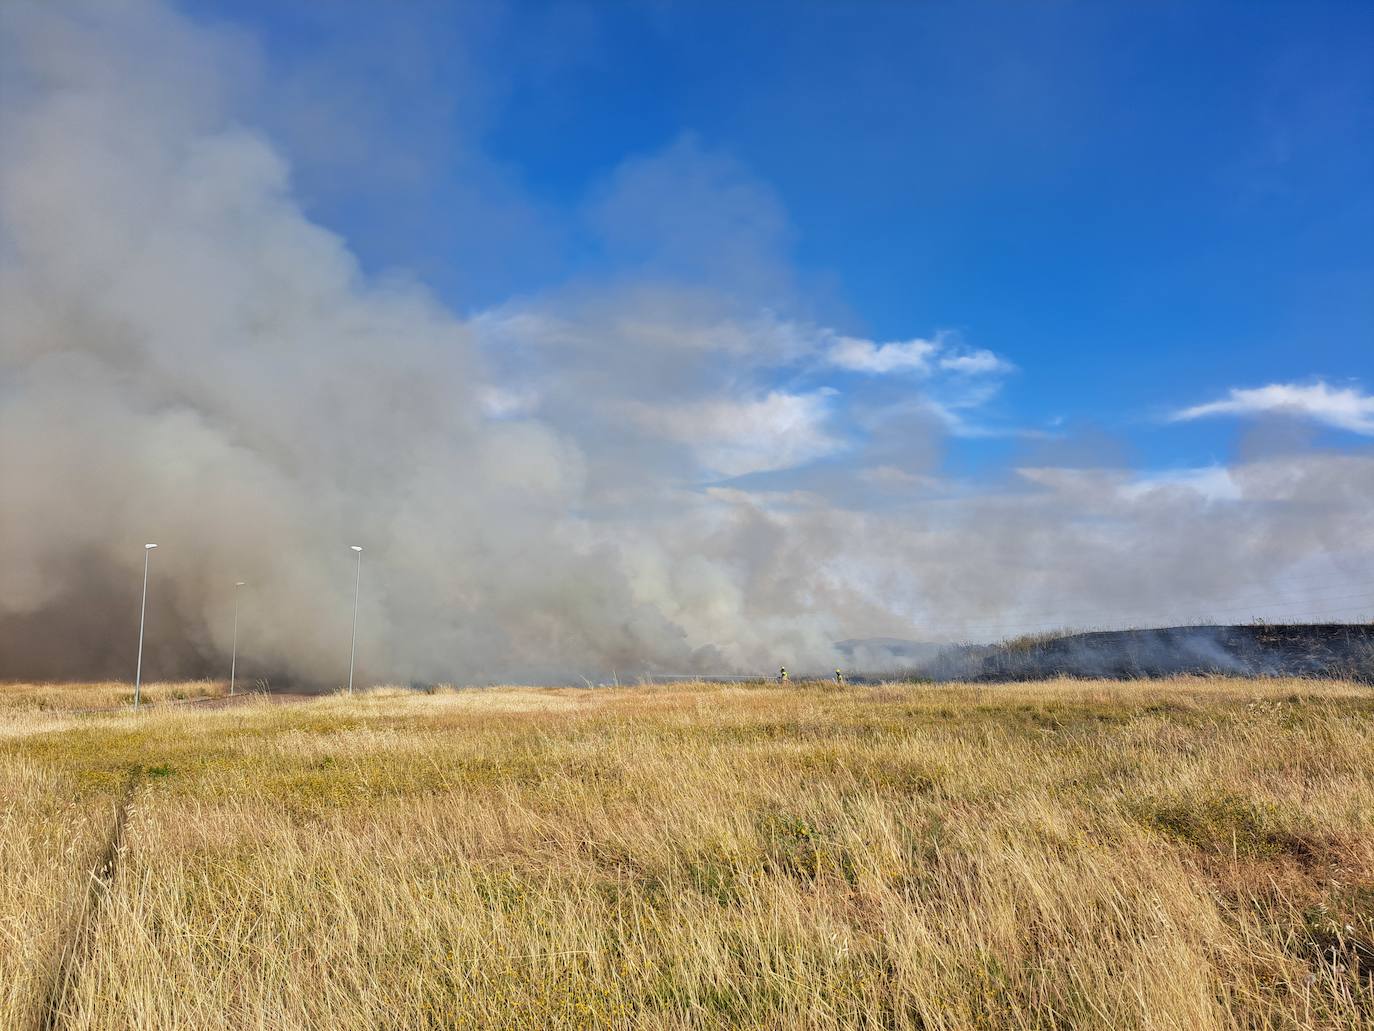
top-left (2, 2), bottom-right (1372, 684)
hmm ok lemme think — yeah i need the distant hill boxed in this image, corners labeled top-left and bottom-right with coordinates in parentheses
top-left (949, 624), bottom-right (1373, 682)
top-left (839, 625), bottom-right (1374, 682)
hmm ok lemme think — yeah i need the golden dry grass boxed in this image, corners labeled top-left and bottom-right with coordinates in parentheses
top-left (0, 678), bottom-right (229, 714)
top-left (0, 756), bottom-right (110, 1026)
top-left (1, 676), bottom-right (1371, 1030)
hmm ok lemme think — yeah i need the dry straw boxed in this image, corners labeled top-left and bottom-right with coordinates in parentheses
top-left (1, 676), bottom-right (1370, 1029)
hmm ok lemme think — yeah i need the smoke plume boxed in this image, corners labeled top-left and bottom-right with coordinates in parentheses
top-left (2, 1), bottom-right (1371, 685)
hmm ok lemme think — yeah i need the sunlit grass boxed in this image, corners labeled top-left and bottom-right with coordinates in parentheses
top-left (2, 676), bottom-right (1371, 1029)
top-left (0, 756), bottom-right (110, 1026)
top-left (0, 678), bottom-right (229, 714)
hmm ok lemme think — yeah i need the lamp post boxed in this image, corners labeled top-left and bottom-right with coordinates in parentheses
top-left (348, 546), bottom-right (363, 694)
top-left (230, 581), bottom-right (245, 696)
top-left (134, 543), bottom-right (157, 711)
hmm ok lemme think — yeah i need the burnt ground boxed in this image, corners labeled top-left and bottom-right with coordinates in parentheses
top-left (922, 624), bottom-right (1374, 682)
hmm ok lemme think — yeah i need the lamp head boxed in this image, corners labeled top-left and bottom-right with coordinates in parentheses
top-left (235, 581), bottom-right (246, 587)
top-left (144, 543), bottom-right (158, 550)
top-left (350, 545), bottom-right (363, 552)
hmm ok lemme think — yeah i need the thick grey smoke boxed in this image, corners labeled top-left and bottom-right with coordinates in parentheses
top-left (2, 1), bottom-right (1371, 685)
top-left (0, 0), bottom-right (684, 682)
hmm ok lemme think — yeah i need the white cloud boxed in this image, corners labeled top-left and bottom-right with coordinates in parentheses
top-left (825, 331), bottom-right (1012, 379)
top-left (939, 349), bottom-right (1013, 375)
top-left (624, 390), bottom-right (841, 478)
top-left (827, 335), bottom-right (938, 374)
top-left (1173, 381), bottom-right (1374, 435)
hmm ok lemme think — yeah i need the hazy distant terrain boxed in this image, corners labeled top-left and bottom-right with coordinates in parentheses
top-left (3, 677), bottom-right (1370, 1029)
top-left (841, 623), bottom-right (1374, 683)
top-left (969, 623), bottom-right (1374, 682)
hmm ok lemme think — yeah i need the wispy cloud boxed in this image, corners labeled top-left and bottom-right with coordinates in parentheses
top-left (939, 349), bottom-right (1013, 375)
top-left (825, 331), bottom-right (1012, 377)
top-left (827, 335), bottom-right (939, 374)
top-left (1172, 381), bottom-right (1374, 435)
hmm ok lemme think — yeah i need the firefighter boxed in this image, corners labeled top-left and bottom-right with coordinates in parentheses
top-left (835, 668), bottom-right (845, 685)
top-left (778, 666), bottom-right (788, 683)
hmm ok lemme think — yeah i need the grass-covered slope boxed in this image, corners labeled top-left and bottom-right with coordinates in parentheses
top-left (948, 624), bottom-right (1374, 682)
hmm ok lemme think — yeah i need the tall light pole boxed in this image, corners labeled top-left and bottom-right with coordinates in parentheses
top-left (348, 546), bottom-right (363, 695)
top-left (134, 543), bottom-right (158, 711)
top-left (230, 581), bottom-right (245, 696)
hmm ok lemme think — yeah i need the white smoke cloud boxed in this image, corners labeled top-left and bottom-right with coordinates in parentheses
top-left (1, 1), bottom-right (1370, 685)
top-left (622, 390), bottom-right (841, 478)
top-left (0, 0), bottom-right (670, 682)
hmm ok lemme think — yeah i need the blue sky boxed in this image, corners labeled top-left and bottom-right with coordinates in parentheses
top-left (186, 0), bottom-right (1373, 484)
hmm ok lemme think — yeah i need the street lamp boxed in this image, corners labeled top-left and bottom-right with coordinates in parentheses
top-left (348, 546), bottom-right (363, 695)
top-left (230, 581), bottom-right (245, 696)
top-left (134, 543), bottom-right (157, 711)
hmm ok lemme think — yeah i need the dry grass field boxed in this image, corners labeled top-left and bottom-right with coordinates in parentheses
top-left (0, 679), bottom-right (228, 714)
top-left (1, 677), bottom-right (1370, 1030)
